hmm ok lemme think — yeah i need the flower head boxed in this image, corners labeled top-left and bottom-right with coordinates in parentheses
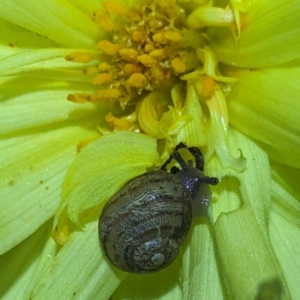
top-left (0, 0), bottom-right (300, 299)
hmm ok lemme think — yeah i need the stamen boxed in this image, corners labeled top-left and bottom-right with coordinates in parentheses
top-left (92, 11), bottom-right (115, 31)
top-left (127, 74), bottom-right (148, 89)
top-left (65, 52), bottom-right (96, 63)
top-left (131, 30), bottom-right (146, 43)
top-left (149, 49), bottom-right (167, 60)
top-left (118, 49), bottom-right (138, 63)
top-left (93, 73), bottom-right (112, 85)
top-left (171, 57), bottom-right (185, 74)
top-left (106, 112), bottom-right (135, 130)
top-left (65, 0), bottom-right (239, 140)
top-left (123, 64), bottom-right (139, 76)
top-left (96, 40), bottom-right (120, 55)
top-left (98, 63), bottom-right (110, 71)
top-left (102, 2), bottom-right (127, 15)
top-left (95, 89), bottom-right (121, 99)
top-left (137, 55), bottom-right (157, 68)
top-left (67, 94), bottom-right (96, 103)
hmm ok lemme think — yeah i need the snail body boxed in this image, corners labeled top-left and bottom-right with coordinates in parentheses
top-left (98, 144), bottom-right (218, 274)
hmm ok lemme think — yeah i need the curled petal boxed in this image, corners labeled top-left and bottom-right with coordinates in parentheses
top-left (208, 0), bottom-right (300, 67)
top-left (59, 131), bottom-right (159, 225)
top-left (214, 129), bottom-right (291, 299)
top-left (138, 90), bottom-right (190, 141)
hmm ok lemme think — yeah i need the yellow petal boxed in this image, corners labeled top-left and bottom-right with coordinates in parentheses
top-left (0, 79), bottom-right (98, 133)
top-left (259, 144), bottom-right (300, 170)
top-left (0, 120), bottom-right (98, 254)
top-left (0, 48), bottom-right (97, 76)
top-left (0, 220), bottom-right (55, 299)
top-left (32, 221), bottom-right (125, 299)
top-left (213, 129), bottom-right (291, 299)
top-left (60, 131), bottom-right (159, 225)
top-left (0, 18), bottom-right (57, 59)
top-left (176, 84), bottom-right (206, 147)
top-left (137, 91), bottom-right (170, 139)
top-left (227, 66), bottom-right (300, 168)
top-left (271, 164), bottom-right (300, 227)
top-left (0, 0), bottom-right (100, 48)
top-left (208, 0), bottom-right (300, 67)
top-left (216, 209), bottom-right (290, 299)
top-left (113, 259), bottom-right (182, 299)
top-left (66, 0), bottom-right (107, 15)
top-left (269, 210), bottom-right (300, 299)
top-left (181, 221), bottom-right (224, 299)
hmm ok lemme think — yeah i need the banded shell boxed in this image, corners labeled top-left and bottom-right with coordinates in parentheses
top-left (99, 170), bottom-right (192, 273)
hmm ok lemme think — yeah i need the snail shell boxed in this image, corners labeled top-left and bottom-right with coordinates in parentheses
top-left (99, 170), bottom-right (192, 273)
top-left (98, 145), bottom-right (218, 274)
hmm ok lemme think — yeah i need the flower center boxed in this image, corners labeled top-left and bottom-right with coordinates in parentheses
top-left (93, 3), bottom-right (191, 105)
top-left (65, 0), bottom-right (240, 150)
top-left (67, 1), bottom-right (203, 107)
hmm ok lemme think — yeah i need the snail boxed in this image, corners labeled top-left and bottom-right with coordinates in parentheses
top-left (98, 143), bottom-right (218, 274)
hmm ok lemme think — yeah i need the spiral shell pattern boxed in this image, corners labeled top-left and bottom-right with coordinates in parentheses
top-left (99, 170), bottom-right (193, 274)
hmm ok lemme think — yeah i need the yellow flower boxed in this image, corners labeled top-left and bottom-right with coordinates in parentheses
top-left (0, 0), bottom-right (299, 299)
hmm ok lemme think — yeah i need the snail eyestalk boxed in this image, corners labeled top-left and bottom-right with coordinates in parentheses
top-left (204, 177), bottom-right (219, 185)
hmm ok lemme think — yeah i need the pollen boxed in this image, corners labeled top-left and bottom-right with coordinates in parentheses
top-left (131, 30), bottom-right (146, 43)
top-left (96, 40), bottom-right (120, 55)
top-left (98, 63), bottom-right (110, 72)
top-left (65, 52), bottom-right (96, 63)
top-left (67, 0), bottom-right (204, 107)
top-left (92, 11), bottom-right (115, 31)
top-left (102, 2), bottom-right (127, 15)
top-left (149, 49), bottom-right (167, 60)
top-left (105, 112), bottom-right (135, 130)
top-left (95, 89), bottom-right (121, 99)
top-left (202, 76), bottom-right (216, 98)
top-left (67, 93), bottom-right (96, 103)
top-left (127, 73), bottom-right (147, 88)
top-left (118, 48), bottom-right (138, 63)
top-left (165, 31), bottom-right (182, 43)
top-left (93, 73), bottom-right (112, 85)
top-left (66, 0), bottom-right (237, 124)
top-left (153, 31), bottom-right (182, 44)
top-left (171, 57), bottom-right (186, 74)
top-left (138, 54), bottom-right (157, 68)
top-left (123, 64), bottom-right (139, 76)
